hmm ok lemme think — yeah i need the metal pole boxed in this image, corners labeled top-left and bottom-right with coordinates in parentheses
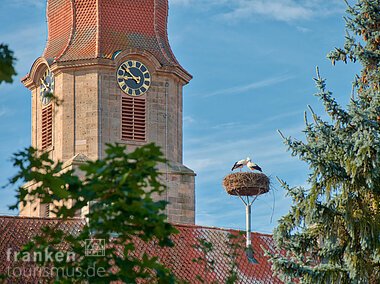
top-left (246, 203), bottom-right (251, 248)
top-left (245, 202), bottom-right (258, 263)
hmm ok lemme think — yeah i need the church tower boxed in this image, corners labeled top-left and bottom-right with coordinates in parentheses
top-left (20, 0), bottom-right (195, 224)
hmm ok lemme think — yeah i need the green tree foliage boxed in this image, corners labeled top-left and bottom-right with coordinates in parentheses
top-left (224, 233), bottom-right (240, 284)
top-left (4, 144), bottom-right (177, 283)
top-left (192, 237), bottom-right (217, 284)
top-left (191, 233), bottom-right (243, 284)
top-left (270, 1), bottom-right (380, 283)
top-left (0, 44), bottom-right (16, 84)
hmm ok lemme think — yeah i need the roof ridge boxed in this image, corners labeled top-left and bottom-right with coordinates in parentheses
top-left (173, 223), bottom-right (273, 236)
top-left (0, 215), bottom-right (84, 221)
top-left (153, 0), bottom-right (172, 65)
top-left (96, 0), bottom-right (100, 58)
top-left (0, 216), bottom-right (273, 236)
top-left (55, 0), bottom-right (76, 62)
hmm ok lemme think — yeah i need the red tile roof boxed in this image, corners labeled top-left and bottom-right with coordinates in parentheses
top-left (43, 0), bottom-right (183, 70)
top-left (0, 216), bottom-right (281, 283)
top-left (0, 216), bottom-right (84, 283)
top-left (134, 224), bottom-right (282, 283)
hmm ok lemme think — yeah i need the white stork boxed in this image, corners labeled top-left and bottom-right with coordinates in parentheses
top-left (231, 157), bottom-right (250, 171)
top-left (247, 160), bottom-right (262, 172)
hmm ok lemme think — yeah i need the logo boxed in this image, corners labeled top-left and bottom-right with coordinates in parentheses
top-left (85, 239), bottom-right (105, 257)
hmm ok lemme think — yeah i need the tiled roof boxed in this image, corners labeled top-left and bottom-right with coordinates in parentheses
top-left (43, 0), bottom-right (182, 70)
top-left (0, 216), bottom-right (85, 283)
top-left (133, 224), bottom-right (282, 283)
top-left (0, 216), bottom-right (281, 283)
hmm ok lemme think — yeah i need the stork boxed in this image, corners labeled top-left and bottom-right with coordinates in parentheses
top-left (247, 160), bottom-right (262, 172)
top-left (231, 157), bottom-right (250, 172)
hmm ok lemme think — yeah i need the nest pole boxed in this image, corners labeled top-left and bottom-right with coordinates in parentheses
top-left (236, 192), bottom-right (252, 248)
top-left (246, 202), bottom-right (251, 248)
top-left (237, 194), bottom-right (259, 250)
top-left (224, 172), bottom-right (270, 264)
top-left (236, 194), bottom-right (258, 264)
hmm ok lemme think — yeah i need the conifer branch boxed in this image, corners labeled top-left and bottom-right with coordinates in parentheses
top-left (277, 129), bottom-right (286, 140)
top-left (307, 105), bottom-right (319, 125)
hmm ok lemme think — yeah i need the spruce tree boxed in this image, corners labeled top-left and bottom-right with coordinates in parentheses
top-left (270, 1), bottom-right (380, 283)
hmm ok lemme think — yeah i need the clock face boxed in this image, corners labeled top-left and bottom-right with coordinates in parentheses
top-left (40, 69), bottom-right (54, 106)
top-left (117, 60), bottom-right (151, 96)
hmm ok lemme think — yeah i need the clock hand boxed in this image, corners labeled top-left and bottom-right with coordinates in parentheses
top-left (121, 66), bottom-right (141, 84)
top-left (40, 78), bottom-right (48, 89)
top-left (123, 75), bottom-right (141, 84)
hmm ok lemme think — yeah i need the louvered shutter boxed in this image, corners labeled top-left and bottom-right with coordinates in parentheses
top-left (41, 105), bottom-right (53, 150)
top-left (121, 96), bottom-right (146, 141)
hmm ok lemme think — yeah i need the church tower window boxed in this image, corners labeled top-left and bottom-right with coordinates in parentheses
top-left (121, 96), bottom-right (146, 142)
top-left (41, 104), bottom-right (53, 150)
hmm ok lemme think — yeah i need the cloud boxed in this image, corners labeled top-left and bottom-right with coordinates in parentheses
top-left (170, 0), bottom-right (192, 4)
top-left (4, 0), bottom-right (45, 8)
top-left (195, 110), bottom-right (302, 136)
top-left (212, 122), bottom-right (241, 130)
top-left (196, 74), bottom-right (293, 97)
top-left (183, 116), bottom-right (195, 124)
top-left (223, 0), bottom-right (312, 22)
top-left (296, 26), bottom-right (312, 33)
top-left (171, 0), bottom-right (229, 6)
top-left (185, 123), bottom-right (305, 175)
top-left (171, 0), bottom-right (344, 23)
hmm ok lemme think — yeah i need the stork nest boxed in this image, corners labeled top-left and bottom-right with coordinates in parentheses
top-left (223, 172), bottom-right (270, 196)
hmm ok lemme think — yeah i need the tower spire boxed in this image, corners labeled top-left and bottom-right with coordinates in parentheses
top-left (43, 0), bottom-right (189, 77)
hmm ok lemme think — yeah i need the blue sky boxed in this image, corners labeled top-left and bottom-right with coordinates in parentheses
top-left (0, 0), bottom-right (360, 233)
